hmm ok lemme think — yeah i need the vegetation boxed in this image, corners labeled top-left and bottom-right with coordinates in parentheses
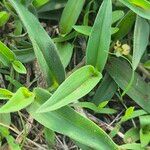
top-left (0, 0), bottom-right (150, 149)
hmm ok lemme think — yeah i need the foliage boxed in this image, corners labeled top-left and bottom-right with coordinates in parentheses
top-left (0, 0), bottom-right (150, 149)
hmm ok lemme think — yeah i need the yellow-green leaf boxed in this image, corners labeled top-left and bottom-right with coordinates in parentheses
top-left (37, 65), bottom-right (102, 112)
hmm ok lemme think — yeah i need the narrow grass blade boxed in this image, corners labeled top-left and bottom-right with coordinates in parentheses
top-left (37, 65), bottom-right (102, 112)
top-left (86, 0), bottom-right (112, 72)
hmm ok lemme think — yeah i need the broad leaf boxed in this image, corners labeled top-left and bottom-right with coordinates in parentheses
top-left (38, 65), bottom-right (102, 112)
top-left (0, 41), bottom-right (16, 66)
top-left (33, 0), bottom-right (49, 8)
top-left (86, 0), bottom-right (112, 72)
top-left (107, 57), bottom-right (150, 113)
top-left (27, 88), bottom-right (118, 150)
top-left (9, 0), bottom-right (65, 86)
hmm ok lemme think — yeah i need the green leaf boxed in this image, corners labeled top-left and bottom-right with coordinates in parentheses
top-left (92, 74), bottom-right (117, 105)
top-left (59, 0), bottom-right (85, 35)
top-left (73, 25), bottom-right (92, 36)
top-left (124, 128), bottom-right (140, 143)
top-left (132, 16), bottom-right (149, 70)
top-left (73, 102), bottom-right (117, 114)
top-left (0, 87), bottom-right (35, 113)
top-left (120, 143), bottom-right (145, 150)
top-left (9, 0), bottom-right (65, 86)
top-left (106, 57), bottom-right (150, 113)
top-left (12, 60), bottom-right (27, 74)
top-left (113, 11), bottom-right (136, 40)
top-left (44, 128), bottom-right (56, 149)
top-left (139, 115), bottom-right (150, 147)
top-left (27, 88), bottom-right (118, 150)
top-left (0, 41), bottom-right (16, 66)
top-left (38, 65), bottom-right (102, 112)
top-left (6, 135), bottom-right (21, 150)
top-left (112, 10), bottom-right (124, 24)
top-left (121, 107), bottom-right (134, 122)
top-left (38, 0), bottom-right (67, 12)
top-left (33, 0), bottom-right (49, 8)
top-left (0, 88), bottom-right (13, 100)
top-left (56, 42), bottom-right (73, 68)
top-left (144, 60), bottom-right (150, 70)
top-left (13, 48), bottom-right (35, 63)
top-left (73, 25), bottom-right (118, 36)
top-left (0, 41), bottom-right (27, 74)
top-left (0, 11), bottom-right (10, 27)
top-left (119, 0), bottom-right (150, 20)
top-left (86, 0), bottom-right (112, 72)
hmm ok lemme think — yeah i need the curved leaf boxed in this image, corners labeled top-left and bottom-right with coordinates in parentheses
top-left (0, 88), bottom-right (13, 100)
top-left (38, 65), bottom-right (102, 112)
top-left (27, 88), bottom-right (118, 150)
top-left (119, 0), bottom-right (150, 20)
top-left (0, 87), bottom-right (35, 113)
top-left (9, 0), bottom-right (65, 86)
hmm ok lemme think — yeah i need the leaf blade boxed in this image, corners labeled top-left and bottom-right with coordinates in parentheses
top-left (86, 0), bottom-right (112, 72)
top-left (38, 65), bottom-right (102, 112)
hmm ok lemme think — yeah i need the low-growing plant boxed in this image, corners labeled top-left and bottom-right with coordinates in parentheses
top-left (0, 0), bottom-right (150, 149)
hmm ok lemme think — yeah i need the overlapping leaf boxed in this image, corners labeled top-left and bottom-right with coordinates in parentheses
top-left (9, 0), bottom-right (65, 86)
top-left (38, 65), bottom-right (102, 112)
top-left (107, 57), bottom-right (150, 113)
top-left (27, 88), bottom-right (118, 150)
top-left (119, 0), bottom-right (150, 20)
top-left (0, 87), bottom-right (34, 113)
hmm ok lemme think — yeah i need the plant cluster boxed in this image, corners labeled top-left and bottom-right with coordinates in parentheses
top-left (0, 0), bottom-right (150, 149)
